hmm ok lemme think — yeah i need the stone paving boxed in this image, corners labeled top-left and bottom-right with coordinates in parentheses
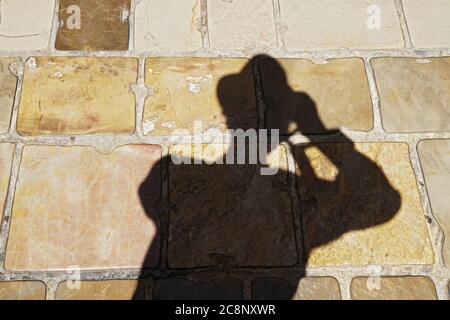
top-left (0, 0), bottom-right (449, 300)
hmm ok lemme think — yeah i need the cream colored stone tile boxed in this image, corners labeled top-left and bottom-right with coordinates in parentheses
top-left (296, 143), bottom-right (433, 265)
top-left (56, 280), bottom-right (144, 300)
top-left (260, 58), bottom-right (373, 134)
top-left (144, 57), bottom-right (257, 135)
top-left (135, 0), bottom-right (202, 52)
top-left (294, 277), bottom-right (341, 300)
top-left (207, 0), bottom-right (277, 51)
top-left (5, 145), bottom-right (161, 271)
top-left (0, 0), bottom-right (55, 51)
top-left (0, 58), bottom-right (18, 133)
top-left (0, 143), bottom-right (14, 221)
top-left (0, 281), bottom-right (46, 300)
top-left (351, 277), bottom-right (437, 300)
top-left (372, 58), bottom-right (450, 132)
top-left (402, 0), bottom-right (450, 48)
top-left (279, 0), bottom-right (404, 49)
top-left (418, 139), bottom-right (450, 267)
top-left (17, 57), bottom-right (137, 135)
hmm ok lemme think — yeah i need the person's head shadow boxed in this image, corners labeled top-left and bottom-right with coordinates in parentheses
top-left (134, 55), bottom-right (401, 300)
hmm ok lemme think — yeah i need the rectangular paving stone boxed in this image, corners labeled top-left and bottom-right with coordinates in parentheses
top-left (402, 0), bottom-right (450, 48)
top-left (167, 144), bottom-right (297, 268)
top-left (279, 0), bottom-right (404, 50)
top-left (296, 143), bottom-right (433, 265)
top-left (207, 0), bottom-right (277, 51)
top-left (372, 58), bottom-right (450, 133)
top-left (153, 278), bottom-right (242, 300)
top-left (0, 143), bottom-right (14, 221)
top-left (135, 0), bottom-right (202, 52)
top-left (351, 276), bottom-right (437, 300)
top-left (5, 145), bottom-right (161, 271)
top-left (144, 58), bottom-right (257, 135)
top-left (17, 57), bottom-right (137, 135)
top-left (56, 280), bottom-right (144, 300)
top-left (0, 58), bottom-right (19, 133)
top-left (418, 139), bottom-right (450, 267)
top-left (56, 0), bottom-right (131, 51)
top-left (0, 281), bottom-right (46, 300)
top-left (259, 58), bottom-right (373, 134)
top-left (0, 0), bottom-right (55, 51)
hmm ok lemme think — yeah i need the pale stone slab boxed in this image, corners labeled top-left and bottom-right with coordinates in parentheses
top-left (418, 139), bottom-right (450, 267)
top-left (0, 58), bottom-right (18, 133)
top-left (208, 0), bottom-right (277, 51)
top-left (17, 57), bottom-right (137, 135)
top-left (402, 0), bottom-right (450, 48)
top-left (135, 0), bottom-right (202, 52)
top-left (260, 58), bottom-right (373, 134)
top-left (372, 58), bottom-right (450, 132)
top-left (0, 143), bottom-right (14, 221)
top-left (144, 57), bottom-right (257, 135)
top-left (5, 145), bottom-right (161, 271)
top-left (167, 144), bottom-right (296, 268)
top-left (351, 277), bottom-right (437, 300)
top-left (56, 280), bottom-right (144, 300)
top-left (0, 281), bottom-right (46, 300)
top-left (0, 0), bottom-right (55, 51)
top-left (296, 143), bottom-right (434, 265)
top-left (279, 0), bottom-right (404, 50)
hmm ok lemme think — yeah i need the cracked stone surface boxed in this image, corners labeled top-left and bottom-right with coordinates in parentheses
top-left (0, 58), bottom-right (18, 133)
top-left (279, 0), bottom-right (404, 50)
top-left (0, 143), bottom-right (14, 221)
top-left (5, 145), bottom-right (161, 271)
top-left (351, 276), bottom-right (437, 300)
top-left (17, 57), bottom-right (137, 135)
top-left (418, 139), bottom-right (450, 267)
top-left (372, 57), bottom-right (450, 133)
top-left (260, 58), bottom-right (373, 134)
top-left (56, 280), bottom-right (145, 300)
top-left (144, 57), bottom-right (257, 135)
top-left (135, 0), bottom-right (202, 52)
top-left (0, 281), bottom-right (46, 300)
top-left (0, 0), bottom-right (55, 51)
top-left (56, 0), bottom-right (131, 51)
top-left (296, 143), bottom-right (434, 265)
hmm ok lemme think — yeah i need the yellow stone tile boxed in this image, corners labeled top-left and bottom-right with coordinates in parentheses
top-left (56, 280), bottom-right (144, 300)
top-left (0, 58), bottom-right (19, 133)
top-left (0, 143), bottom-right (14, 221)
top-left (0, 281), bottom-right (46, 300)
top-left (144, 58), bottom-right (257, 135)
top-left (17, 57), bottom-right (137, 135)
top-left (5, 145), bottom-right (161, 271)
top-left (295, 143), bottom-right (434, 265)
top-left (294, 277), bottom-right (341, 300)
top-left (351, 276), bottom-right (437, 300)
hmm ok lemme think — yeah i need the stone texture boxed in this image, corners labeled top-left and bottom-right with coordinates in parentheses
top-left (0, 143), bottom-right (14, 221)
top-left (56, 0), bottom-right (131, 51)
top-left (372, 58), bottom-right (450, 133)
top-left (56, 280), bottom-right (144, 300)
top-left (207, 0), bottom-right (277, 51)
top-left (252, 277), bottom-right (341, 300)
top-left (0, 0), bottom-right (55, 51)
top-left (0, 281), bottom-right (46, 300)
top-left (153, 278), bottom-right (242, 300)
top-left (418, 139), bottom-right (450, 267)
top-left (259, 58), bottom-right (373, 134)
top-left (167, 144), bottom-right (297, 268)
top-left (402, 0), bottom-right (450, 48)
top-left (144, 58), bottom-right (257, 135)
top-left (296, 143), bottom-right (433, 265)
top-left (135, 0), bottom-right (202, 52)
top-left (0, 58), bottom-right (19, 133)
top-left (17, 57), bottom-right (137, 135)
top-left (279, 0), bottom-right (404, 50)
top-left (351, 276), bottom-right (437, 300)
top-left (5, 145), bottom-right (161, 271)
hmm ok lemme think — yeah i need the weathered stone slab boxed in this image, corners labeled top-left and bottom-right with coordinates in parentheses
top-left (0, 281), bottom-right (46, 300)
top-left (0, 58), bottom-right (19, 133)
top-left (0, 143), bottom-right (14, 221)
top-left (56, 280), bottom-right (144, 300)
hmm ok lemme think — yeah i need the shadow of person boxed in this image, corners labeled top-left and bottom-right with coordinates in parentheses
top-left (133, 55), bottom-right (401, 300)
